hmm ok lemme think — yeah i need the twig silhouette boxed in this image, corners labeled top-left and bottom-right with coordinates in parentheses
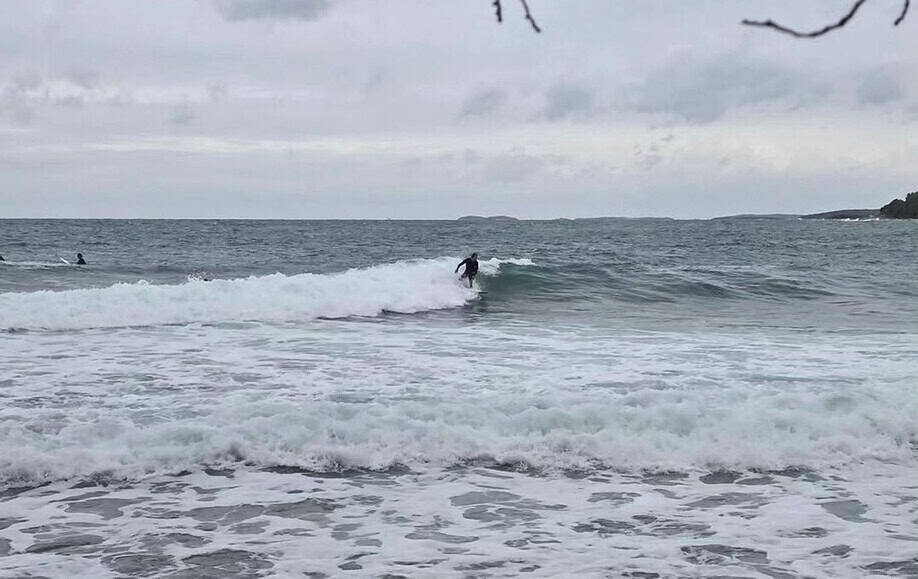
top-left (895, 0), bottom-right (911, 25)
top-left (490, 0), bottom-right (909, 37)
top-left (742, 0), bottom-right (910, 37)
top-left (492, 0), bottom-right (541, 33)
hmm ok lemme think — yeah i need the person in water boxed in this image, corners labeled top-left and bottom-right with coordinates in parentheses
top-left (455, 252), bottom-right (479, 287)
top-left (76, 253), bottom-right (86, 265)
top-left (0, 254), bottom-right (4, 261)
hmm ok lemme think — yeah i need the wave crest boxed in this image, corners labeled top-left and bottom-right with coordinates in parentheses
top-left (0, 257), bottom-right (529, 331)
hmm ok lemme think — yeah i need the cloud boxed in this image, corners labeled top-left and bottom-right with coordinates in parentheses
top-left (214, 0), bottom-right (330, 22)
top-left (362, 66), bottom-right (385, 95)
top-left (1, 72), bottom-right (156, 121)
top-left (169, 101), bottom-right (196, 125)
top-left (207, 82), bottom-right (229, 103)
top-left (621, 53), bottom-right (822, 124)
top-left (459, 88), bottom-right (505, 118)
top-left (632, 134), bottom-right (675, 171)
top-left (63, 69), bottom-right (101, 90)
top-left (542, 83), bottom-right (593, 121)
top-left (856, 69), bottom-right (903, 106)
top-left (482, 151), bottom-right (545, 183)
top-left (1, 73), bottom-right (41, 125)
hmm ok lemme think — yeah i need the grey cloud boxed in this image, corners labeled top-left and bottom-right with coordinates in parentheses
top-left (1, 73), bottom-right (42, 124)
top-left (483, 152), bottom-right (545, 183)
top-left (459, 88), bottom-right (505, 118)
top-left (632, 140), bottom-right (664, 171)
top-left (107, 89), bottom-right (135, 108)
top-left (2, 73), bottom-right (138, 121)
top-left (462, 149), bottom-right (481, 164)
top-left (207, 82), bottom-right (229, 103)
top-left (64, 70), bottom-right (100, 90)
top-left (542, 84), bottom-right (593, 121)
top-left (621, 53), bottom-right (821, 124)
top-left (11, 73), bottom-right (41, 92)
top-left (857, 69), bottom-right (903, 106)
top-left (56, 95), bottom-right (85, 109)
top-left (170, 101), bottom-right (196, 125)
top-left (214, 0), bottom-right (329, 22)
top-left (361, 66), bottom-right (386, 96)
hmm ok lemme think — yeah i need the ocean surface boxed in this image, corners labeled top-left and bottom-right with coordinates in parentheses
top-left (1, 217), bottom-right (917, 578)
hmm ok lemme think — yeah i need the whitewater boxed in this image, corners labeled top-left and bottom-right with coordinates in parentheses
top-left (0, 257), bottom-right (527, 330)
top-left (1, 218), bottom-right (917, 578)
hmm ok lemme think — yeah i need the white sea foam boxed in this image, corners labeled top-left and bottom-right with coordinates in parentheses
top-left (0, 257), bottom-right (526, 331)
top-left (3, 385), bottom-right (914, 486)
top-left (1, 320), bottom-right (915, 486)
top-left (0, 260), bottom-right (75, 268)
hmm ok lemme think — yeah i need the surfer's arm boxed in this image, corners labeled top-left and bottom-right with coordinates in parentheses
top-left (455, 258), bottom-right (468, 273)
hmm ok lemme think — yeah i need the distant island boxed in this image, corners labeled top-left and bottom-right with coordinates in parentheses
top-left (879, 192), bottom-right (918, 219)
top-left (713, 214), bottom-right (798, 220)
top-left (457, 215), bottom-right (519, 222)
top-left (802, 191), bottom-right (918, 220)
top-left (801, 209), bottom-right (879, 220)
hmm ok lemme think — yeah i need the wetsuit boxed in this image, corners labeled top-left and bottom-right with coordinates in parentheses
top-left (455, 257), bottom-right (478, 287)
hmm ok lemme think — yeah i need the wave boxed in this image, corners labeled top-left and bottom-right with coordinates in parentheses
top-left (0, 260), bottom-right (77, 269)
top-left (2, 383), bottom-right (915, 487)
top-left (473, 262), bottom-right (836, 305)
top-left (0, 257), bottom-right (530, 331)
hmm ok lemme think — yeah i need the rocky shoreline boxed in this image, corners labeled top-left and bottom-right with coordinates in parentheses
top-left (802, 191), bottom-right (917, 220)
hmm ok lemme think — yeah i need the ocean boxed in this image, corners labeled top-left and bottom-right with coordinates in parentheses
top-left (1, 217), bottom-right (916, 578)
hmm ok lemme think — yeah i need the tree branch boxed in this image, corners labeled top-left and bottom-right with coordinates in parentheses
top-left (741, 0), bottom-right (869, 37)
top-left (490, 0), bottom-right (910, 37)
top-left (519, 0), bottom-right (541, 33)
top-left (895, 0), bottom-right (910, 25)
top-left (491, 0), bottom-right (541, 33)
top-left (742, 0), bottom-right (910, 38)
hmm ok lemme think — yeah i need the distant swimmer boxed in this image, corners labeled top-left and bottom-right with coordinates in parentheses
top-left (0, 254), bottom-right (4, 261)
top-left (455, 252), bottom-right (479, 288)
top-left (76, 253), bottom-right (86, 265)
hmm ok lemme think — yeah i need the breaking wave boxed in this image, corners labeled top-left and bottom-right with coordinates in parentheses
top-left (0, 257), bottom-right (531, 331)
top-left (3, 383), bottom-right (916, 487)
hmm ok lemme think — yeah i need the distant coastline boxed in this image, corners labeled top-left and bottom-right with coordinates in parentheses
top-left (800, 209), bottom-right (879, 220)
top-left (800, 191), bottom-right (917, 220)
top-left (457, 215), bottom-right (520, 222)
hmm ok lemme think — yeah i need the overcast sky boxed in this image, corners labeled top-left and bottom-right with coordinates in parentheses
top-left (2, 0), bottom-right (917, 218)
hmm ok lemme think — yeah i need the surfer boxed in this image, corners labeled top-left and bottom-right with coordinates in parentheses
top-left (0, 254), bottom-right (4, 261)
top-left (455, 253), bottom-right (479, 288)
top-left (76, 253), bottom-right (86, 265)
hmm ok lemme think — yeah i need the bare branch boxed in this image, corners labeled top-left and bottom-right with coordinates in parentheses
top-left (493, 0), bottom-right (908, 37)
top-left (519, 0), bottom-right (541, 33)
top-left (895, 0), bottom-right (910, 25)
top-left (742, 0), bottom-right (910, 38)
top-left (741, 0), bottom-right (869, 37)
top-left (491, 0), bottom-right (540, 33)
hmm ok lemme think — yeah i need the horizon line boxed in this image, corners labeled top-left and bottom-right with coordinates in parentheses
top-left (0, 213), bottom-right (811, 221)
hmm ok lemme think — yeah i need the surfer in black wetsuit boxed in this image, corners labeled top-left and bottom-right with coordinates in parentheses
top-left (76, 253), bottom-right (86, 265)
top-left (455, 253), bottom-right (479, 288)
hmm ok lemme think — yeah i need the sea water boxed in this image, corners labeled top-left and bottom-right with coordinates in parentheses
top-left (0, 218), bottom-right (916, 578)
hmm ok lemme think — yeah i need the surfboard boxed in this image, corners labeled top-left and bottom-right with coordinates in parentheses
top-left (59, 257), bottom-right (70, 265)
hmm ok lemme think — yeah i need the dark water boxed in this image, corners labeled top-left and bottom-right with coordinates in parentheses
top-left (3, 217), bottom-right (917, 329)
top-left (1, 217), bottom-right (917, 578)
